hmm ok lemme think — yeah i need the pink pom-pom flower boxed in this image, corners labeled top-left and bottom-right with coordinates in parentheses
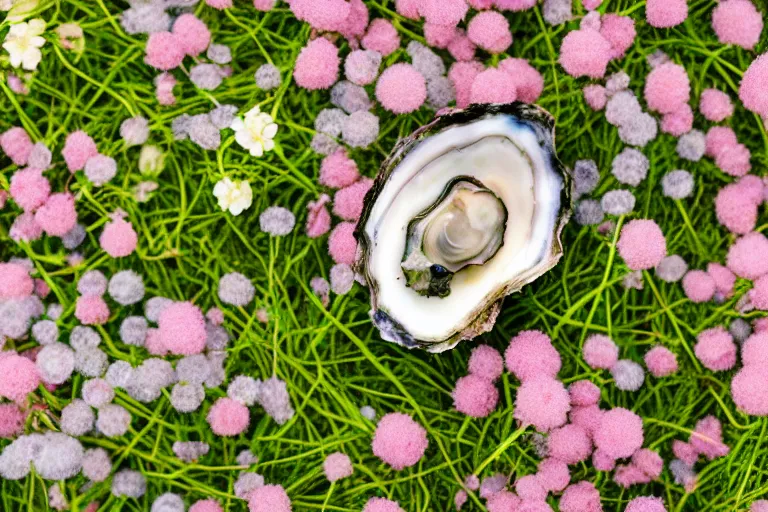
top-left (582, 334), bottom-right (619, 370)
top-left (328, 221), bottom-right (357, 266)
top-left (644, 62), bottom-right (690, 115)
top-left (599, 14), bottom-right (636, 59)
top-left (371, 412), bottom-right (428, 470)
top-left (732, 365), bottom-right (768, 416)
top-left (452, 374), bottom-right (499, 418)
top-left (375, 63), bottom-right (426, 114)
top-left (505, 330), bottom-right (561, 382)
top-left (100, 217), bottom-right (138, 258)
top-left (9, 168), bottom-right (50, 212)
top-left (712, 0), bottom-right (763, 50)
top-left (294, 38), bottom-right (340, 91)
top-left (699, 89), bottom-right (734, 122)
top-left (145, 31), bottom-right (185, 70)
top-left (644, 346), bottom-right (678, 377)
top-left (362, 19), bottom-right (400, 57)
top-left (207, 397), bottom-right (250, 436)
top-left (62, 130), bottom-right (98, 172)
top-left (514, 378), bottom-right (570, 432)
top-left (694, 326), bottom-right (737, 371)
top-left (646, 0), bottom-right (688, 28)
top-left (306, 194), bottom-right (332, 239)
top-left (467, 11), bottom-right (512, 54)
top-left (323, 452), bottom-right (353, 482)
top-left (727, 232), bottom-right (768, 280)
top-left (320, 150), bottom-right (360, 189)
top-left (468, 345), bottom-right (504, 381)
top-left (247, 484), bottom-right (292, 512)
top-left (682, 270), bottom-right (716, 303)
top-left (0, 262), bottom-right (34, 299)
top-left (332, 177), bottom-right (373, 221)
top-left (559, 29), bottom-right (613, 79)
top-left (35, 193), bottom-right (77, 236)
top-left (560, 481), bottom-right (602, 512)
top-left (617, 219), bottom-right (667, 270)
top-left (157, 301), bottom-right (207, 355)
top-left (498, 58), bottom-right (544, 103)
top-left (0, 127), bottom-right (33, 166)
top-left (594, 407), bottom-right (644, 460)
top-left (173, 14), bottom-right (211, 56)
top-left (548, 424), bottom-right (593, 464)
top-left (740, 53), bottom-right (768, 118)
top-left (470, 67), bottom-right (518, 104)
top-left (75, 295), bottom-right (110, 325)
top-left (0, 354), bottom-right (40, 402)
top-left (569, 380), bottom-right (601, 407)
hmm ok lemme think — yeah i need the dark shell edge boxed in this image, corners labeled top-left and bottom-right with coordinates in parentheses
top-left (354, 102), bottom-right (573, 351)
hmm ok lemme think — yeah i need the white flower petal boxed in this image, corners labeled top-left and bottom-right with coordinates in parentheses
top-left (263, 123), bottom-right (278, 139)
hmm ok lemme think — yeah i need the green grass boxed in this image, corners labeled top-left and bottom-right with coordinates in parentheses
top-left (1, 0), bottom-right (767, 510)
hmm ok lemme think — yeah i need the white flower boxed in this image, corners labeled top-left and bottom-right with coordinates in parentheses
top-left (231, 106), bottom-right (278, 157)
top-left (213, 178), bottom-right (253, 216)
top-left (3, 18), bottom-right (46, 71)
top-left (138, 145), bottom-right (165, 175)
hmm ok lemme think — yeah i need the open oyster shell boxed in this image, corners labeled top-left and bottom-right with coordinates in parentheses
top-left (355, 103), bottom-right (571, 353)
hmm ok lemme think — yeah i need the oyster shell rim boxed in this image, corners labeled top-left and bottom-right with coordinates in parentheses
top-left (354, 102), bottom-right (573, 352)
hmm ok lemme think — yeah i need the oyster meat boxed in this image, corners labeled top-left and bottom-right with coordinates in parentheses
top-left (356, 103), bottom-right (571, 352)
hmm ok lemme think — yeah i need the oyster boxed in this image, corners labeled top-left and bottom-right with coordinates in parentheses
top-left (356, 103), bottom-right (571, 352)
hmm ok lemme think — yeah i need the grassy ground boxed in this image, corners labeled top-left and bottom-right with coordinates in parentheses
top-left (1, 0), bottom-right (768, 510)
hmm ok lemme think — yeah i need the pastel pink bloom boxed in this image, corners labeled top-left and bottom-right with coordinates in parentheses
top-left (626, 496), bottom-right (667, 512)
top-left (454, 490), bottom-right (467, 510)
top-left (743, 332), bottom-right (768, 369)
top-left (204, 0), bottom-right (232, 8)
top-left (467, 11), bottom-right (512, 54)
top-left (582, 334), bottom-right (618, 370)
top-left (346, 48), bottom-right (379, 85)
top-left (712, 0), bottom-right (763, 50)
top-left (10, 212), bottom-right (42, 242)
top-left (447, 32), bottom-right (476, 61)
top-left (7, 74), bottom-right (29, 95)
top-left (633, 448), bottom-right (663, 478)
top-left (452, 374), bottom-right (499, 418)
top-left (247, 484), bottom-right (292, 512)
top-left (0, 403), bottom-right (26, 438)
top-left (727, 232), bottom-right (768, 279)
top-left (35, 193), bottom-right (77, 236)
top-left (395, 0), bottom-right (420, 19)
top-left (536, 457), bottom-right (570, 492)
top-left (372, 412), bottom-right (428, 470)
top-left (471, 68), bottom-right (518, 104)
top-left (173, 14), bottom-right (211, 56)
top-left (0, 127), bottom-right (33, 166)
top-left (418, 0), bottom-right (468, 27)
top-left (661, 104), bottom-right (693, 137)
top-left (715, 143), bottom-right (751, 177)
top-left (145, 31), bottom-right (185, 70)
top-left (144, 328), bottom-right (167, 356)
top-left (548, 424), bottom-right (593, 464)
top-left (157, 301), bottom-right (207, 355)
top-left (691, 415), bottom-right (729, 460)
top-left (62, 130), bottom-right (98, 172)
top-left (755, 318), bottom-right (768, 333)
top-left (323, 452), bottom-right (353, 482)
top-left (584, 85), bottom-right (607, 110)
top-left (468, 0), bottom-right (494, 8)
top-left (695, 326), bottom-right (737, 371)
top-left (468, 345), bottom-right (503, 381)
top-left (189, 499), bottom-right (223, 512)
top-left (100, 217), bottom-right (138, 258)
top-left (514, 378), bottom-right (570, 432)
top-left (740, 53), bottom-right (768, 118)
top-left (732, 365), bottom-right (768, 416)
top-left (715, 183), bottom-right (759, 234)
top-left (0, 262), bottom-right (34, 299)
top-left (682, 270), bottom-right (715, 303)
top-left (559, 481), bottom-right (601, 512)
top-left (504, 330), bottom-right (561, 382)
top-left (376, 63), bottom-right (426, 114)
top-left (592, 448), bottom-right (616, 471)
top-left (559, 29), bottom-right (613, 79)
top-left (644, 62), bottom-right (690, 114)
top-left (10, 168), bottom-right (50, 211)
top-left (333, 177), bottom-right (373, 221)
top-left (707, 262), bottom-right (736, 298)
top-left (582, 0), bottom-right (602, 10)
top-left (646, 0), bottom-right (688, 28)
top-left (464, 474), bottom-right (480, 491)
top-left (614, 463), bottom-right (652, 488)
top-left (306, 194), bottom-right (332, 239)
top-left (290, 0), bottom-right (350, 31)
top-left (449, 61), bottom-right (484, 108)
top-left (515, 474), bottom-right (546, 502)
top-left (320, 150), bottom-right (359, 189)
top-left (253, 0), bottom-right (276, 11)
top-left (617, 219), bottom-right (667, 270)
top-left (424, 23), bottom-right (459, 49)
top-left (362, 19), bottom-right (400, 56)
top-left (0, 353), bottom-right (40, 402)
top-left (486, 491), bottom-right (521, 512)
top-left (568, 380), bottom-right (600, 407)
top-left (705, 126), bottom-right (738, 158)
top-left (207, 397), bottom-right (250, 436)
top-left (294, 38), bottom-right (340, 91)
top-left (494, 0), bottom-right (537, 11)
top-left (155, 73), bottom-right (177, 105)
top-left (337, 0), bottom-right (368, 41)
top-left (34, 278), bottom-right (50, 299)
top-left (644, 346), bottom-right (678, 377)
top-left (498, 58), bottom-right (544, 103)
top-left (699, 89), bottom-right (734, 122)
top-left (600, 14), bottom-right (636, 59)
top-left (594, 407), bottom-right (644, 459)
top-left (750, 275), bottom-right (768, 310)
top-left (672, 439), bottom-right (698, 466)
top-left (75, 295), bottom-right (110, 325)
top-left (328, 221), bottom-right (357, 265)
top-left (518, 501), bottom-right (555, 512)
top-left (362, 497), bottom-right (405, 512)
